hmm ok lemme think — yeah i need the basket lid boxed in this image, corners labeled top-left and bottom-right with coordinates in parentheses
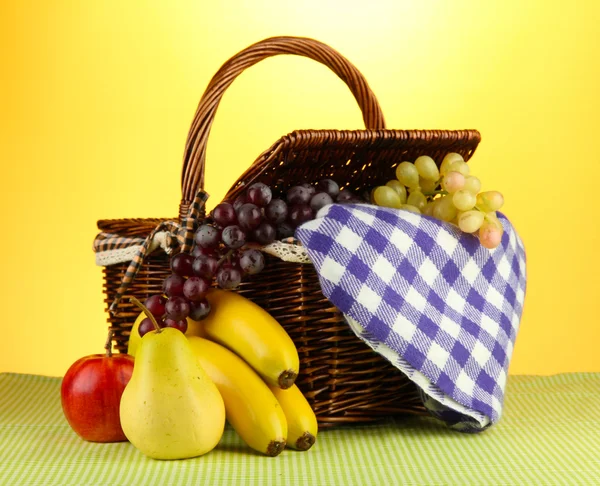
top-left (222, 128), bottom-right (481, 203)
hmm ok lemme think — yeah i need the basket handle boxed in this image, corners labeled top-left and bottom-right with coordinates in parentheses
top-left (179, 36), bottom-right (386, 217)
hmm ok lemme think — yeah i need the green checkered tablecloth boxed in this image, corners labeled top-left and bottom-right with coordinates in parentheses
top-left (1, 373), bottom-right (599, 485)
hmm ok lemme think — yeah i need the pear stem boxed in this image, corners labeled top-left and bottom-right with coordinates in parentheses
top-left (104, 329), bottom-right (114, 358)
top-left (130, 296), bottom-right (162, 333)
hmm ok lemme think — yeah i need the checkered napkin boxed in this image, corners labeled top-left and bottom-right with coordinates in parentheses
top-left (295, 204), bottom-right (526, 432)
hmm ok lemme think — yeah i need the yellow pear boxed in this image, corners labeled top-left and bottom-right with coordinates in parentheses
top-left (127, 312), bottom-right (207, 357)
top-left (119, 327), bottom-right (225, 460)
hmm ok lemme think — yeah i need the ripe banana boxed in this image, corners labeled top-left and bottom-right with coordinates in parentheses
top-left (269, 384), bottom-right (318, 451)
top-left (202, 289), bottom-right (299, 389)
top-left (187, 336), bottom-right (287, 457)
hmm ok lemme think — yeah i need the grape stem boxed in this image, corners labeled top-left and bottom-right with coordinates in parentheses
top-left (217, 249), bottom-right (234, 267)
top-left (130, 296), bottom-right (162, 333)
top-left (423, 189), bottom-right (448, 197)
top-left (104, 329), bottom-right (113, 358)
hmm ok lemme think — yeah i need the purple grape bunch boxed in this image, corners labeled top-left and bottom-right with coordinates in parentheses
top-left (140, 178), bottom-right (360, 336)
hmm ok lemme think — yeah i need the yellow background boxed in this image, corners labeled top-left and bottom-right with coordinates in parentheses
top-left (1, 1), bottom-right (598, 377)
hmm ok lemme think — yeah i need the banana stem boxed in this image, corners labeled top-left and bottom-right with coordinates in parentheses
top-left (130, 296), bottom-right (162, 333)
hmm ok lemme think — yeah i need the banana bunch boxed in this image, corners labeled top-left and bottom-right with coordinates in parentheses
top-left (128, 288), bottom-right (318, 456)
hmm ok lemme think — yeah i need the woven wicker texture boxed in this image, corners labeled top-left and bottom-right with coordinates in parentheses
top-left (97, 36), bottom-right (481, 426)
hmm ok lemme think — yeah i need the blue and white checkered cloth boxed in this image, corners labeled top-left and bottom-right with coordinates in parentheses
top-left (295, 203), bottom-right (527, 432)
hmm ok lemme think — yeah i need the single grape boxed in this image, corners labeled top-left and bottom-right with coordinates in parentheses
top-left (239, 249), bottom-right (265, 275)
top-left (441, 171), bottom-right (466, 194)
top-left (422, 201), bottom-right (436, 217)
top-left (476, 191), bottom-right (504, 212)
top-left (287, 185), bottom-right (312, 205)
top-left (415, 156), bottom-right (440, 181)
top-left (144, 294), bottom-right (166, 318)
top-left (385, 180), bottom-right (407, 203)
top-left (212, 202), bottom-right (237, 227)
top-left (221, 225), bottom-right (247, 249)
top-left (463, 176), bottom-right (482, 194)
top-left (276, 222), bottom-right (295, 239)
top-left (300, 182), bottom-right (316, 196)
top-left (310, 192), bottom-right (334, 212)
top-left (288, 204), bottom-right (314, 227)
top-left (216, 265), bottom-right (242, 290)
top-left (317, 179), bottom-right (340, 198)
top-left (419, 177), bottom-right (438, 194)
top-left (265, 199), bottom-right (288, 224)
top-left (336, 189), bottom-right (355, 203)
top-left (479, 221), bottom-right (503, 249)
top-left (162, 274), bottom-right (185, 297)
top-left (233, 194), bottom-right (246, 212)
top-left (369, 187), bottom-right (377, 203)
top-left (170, 253), bottom-right (194, 277)
top-left (400, 204), bottom-right (421, 214)
top-left (361, 189), bottom-right (373, 204)
top-left (237, 203), bottom-right (262, 231)
top-left (432, 195), bottom-right (458, 222)
top-left (246, 182), bottom-right (272, 207)
top-left (163, 318), bottom-right (188, 334)
top-left (395, 162), bottom-right (420, 188)
top-left (373, 186), bottom-right (402, 208)
top-left (183, 276), bottom-right (210, 302)
top-left (484, 211), bottom-right (503, 229)
top-left (195, 224), bottom-right (221, 249)
top-left (407, 189), bottom-right (427, 211)
top-left (251, 221), bottom-right (276, 245)
top-left (458, 210), bottom-right (485, 233)
top-left (165, 296), bottom-right (190, 321)
top-left (189, 299), bottom-right (211, 321)
top-left (452, 190), bottom-right (477, 211)
top-left (191, 245), bottom-right (215, 258)
top-left (440, 152), bottom-right (464, 176)
top-left (448, 161), bottom-right (470, 176)
top-left (138, 317), bottom-right (159, 337)
top-left (483, 212), bottom-right (504, 241)
top-left (193, 254), bottom-right (219, 280)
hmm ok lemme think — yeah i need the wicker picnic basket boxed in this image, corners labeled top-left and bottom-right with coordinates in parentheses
top-left (97, 36), bottom-right (481, 427)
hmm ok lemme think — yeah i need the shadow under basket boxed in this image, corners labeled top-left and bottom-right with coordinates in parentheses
top-left (97, 36), bottom-right (482, 427)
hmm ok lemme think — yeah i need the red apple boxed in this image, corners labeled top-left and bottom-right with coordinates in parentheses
top-left (61, 342), bottom-right (134, 443)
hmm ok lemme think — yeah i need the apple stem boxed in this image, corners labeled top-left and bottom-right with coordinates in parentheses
top-left (130, 296), bottom-right (162, 333)
top-left (105, 329), bottom-right (114, 358)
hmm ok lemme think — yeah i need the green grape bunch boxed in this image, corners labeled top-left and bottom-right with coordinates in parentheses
top-left (371, 153), bottom-right (504, 249)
